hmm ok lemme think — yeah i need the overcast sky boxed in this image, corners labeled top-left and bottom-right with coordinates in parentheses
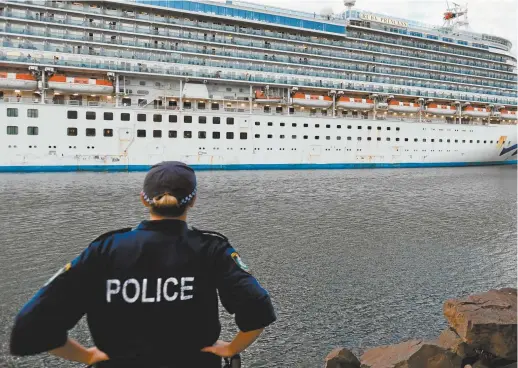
top-left (237, 0), bottom-right (518, 55)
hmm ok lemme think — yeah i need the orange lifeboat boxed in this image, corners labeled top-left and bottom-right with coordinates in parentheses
top-left (48, 75), bottom-right (113, 94)
top-left (254, 91), bottom-right (282, 104)
top-left (0, 72), bottom-right (37, 90)
top-left (499, 109), bottom-right (517, 120)
top-left (336, 97), bottom-right (374, 110)
top-left (425, 103), bottom-right (456, 116)
top-left (462, 106), bottom-right (490, 118)
top-left (291, 92), bottom-right (332, 108)
top-left (388, 100), bottom-right (420, 113)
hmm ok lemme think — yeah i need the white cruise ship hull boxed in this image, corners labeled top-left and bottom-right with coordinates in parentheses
top-left (1, 103), bottom-right (516, 172)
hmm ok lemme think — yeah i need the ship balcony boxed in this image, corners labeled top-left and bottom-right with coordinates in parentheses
top-left (0, 51), bottom-right (516, 107)
top-left (1, 34), bottom-right (517, 99)
top-left (2, 0), bottom-right (515, 72)
top-left (1, 25), bottom-right (516, 91)
top-left (1, 9), bottom-right (516, 77)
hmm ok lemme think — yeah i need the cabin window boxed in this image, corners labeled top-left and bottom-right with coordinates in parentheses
top-left (405, 138), bottom-right (409, 142)
top-left (169, 115), bottom-right (177, 123)
top-left (240, 132), bottom-right (247, 140)
top-left (337, 136), bottom-right (341, 140)
top-left (368, 126), bottom-right (372, 130)
top-left (315, 136), bottom-right (320, 140)
top-left (367, 137), bottom-right (372, 141)
top-left (326, 136), bottom-right (330, 140)
top-left (347, 136), bottom-right (351, 140)
top-left (67, 127), bottom-right (77, 136)
top-left (198, 131), bottom-right (206, 139)
top-left (183, 101), bottom-right (191, 109)
top-left (137, 114), bottom-right (146, 122)
top-left (268, 122), bottom-right (273, 126)
top-left (27, 109), bottom-right (39, 118)
top-left (212, 132), bottom-right (220, 139)
top-left (7, 108), bottom-right (18, 117)
top-left (347, 125), bottom-right (352, 129)
top-left (169, 130), bottom-right (177, 138)
top-left (86, 128), bottom-right (96, 136)
top-left (184, 131), bottom-right (192, 138)
top-left (226, 132), bottom-right (234, 139)
top-left (303, 135), bottom-right (308, 139)
top-left (386, 137), bottom-right (390, 141)
top-left (227, 117), bottom-right (234, 125)
top-left (377, 127), bottom-right (382, 131)
top-left (357, 126), bottom-right (362, 129)
top-left (423, 139), bottom-right (427, 142)
top-left (7, 126), bottom-right (18, 135)
top-left (280, 135), bottom-right (285, 139)
top-left (153, 130), bottom-right (162, 138)
top-left (395, 138), bottom-right (400, 141)
top-left (122, 98), bottom-right (131, 106)
top-left (396, 127), bottom-right (400, 131)
top-left (276, 107), bottom-right (282, 113)
top-left (67, 110), bottom-right (77, 119)
top-left (267, 134), bottom-right (273, 138)
top-left (153, 114), bottom-right (162, 123)
top-left (315, 124), bottom-right (320, 128)
top-left (292, 123), bottom-right (297, 127)
top-left (255, 134), bottom-right (260, 138)
top-left (377, 137), bottom-right (381, 141)
top-left (199, 116), bottom-right (207, 124)
top-left (198, 102), bottom-right (206, 110)
top-left (387, 127), bottom-right (391, 131)
top-left (104, 112), bottom-right (113, 121)
top-left (184, 116), bottom-right (192, 123)
top-left (103, 129), bottom-right (113, 137)
top-left (137, 129), bottom-right (146, 137)
top-left (280, 122), bottom-right (286, 127)
top-left (86, 112), bottom-right (96, 120)
top-left (121, 113), bottom-right (130, 121)
top-left (211, 103), bottom-right (219, 110)
top-left (26, 126), bottom-right (38, 136)
top-left (414, 138), bottom-right (418, 142)
top-left (357, 137), bottom-right (362, 141)
top-left (213, 117), bottom-right (220, 124)
top-left (264, 106), bottom-right (270, 113)
top-left (304, 123), bottom-right (309, 128)
top-left (255, 122), bottom-right (260, 126)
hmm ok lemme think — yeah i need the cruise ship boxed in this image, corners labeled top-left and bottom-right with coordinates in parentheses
top-left (0, 0), bottom-right (516, 172)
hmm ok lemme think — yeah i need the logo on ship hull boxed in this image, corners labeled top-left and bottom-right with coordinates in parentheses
top-left (499, 144), bottom-right (518, 156)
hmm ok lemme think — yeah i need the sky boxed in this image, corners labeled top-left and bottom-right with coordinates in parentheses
top-left (235, 0), bottom-right (518, 55)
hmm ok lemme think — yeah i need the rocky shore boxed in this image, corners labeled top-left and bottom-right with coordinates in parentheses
top-left (324, 288), bottom-right (517, 368)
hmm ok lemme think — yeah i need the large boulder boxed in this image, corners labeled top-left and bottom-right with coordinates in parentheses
top-left (324, 347), bottom-right (361, 368)
top-left (443, 288), bottom-right (517, 361)
top-left (436, 328), bottom-right (476, 358)
top-left (360, 339), bottom-right (461, 368)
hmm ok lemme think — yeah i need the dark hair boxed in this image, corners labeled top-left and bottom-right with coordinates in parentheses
top-left (149, 193), bottom-right (188, 217)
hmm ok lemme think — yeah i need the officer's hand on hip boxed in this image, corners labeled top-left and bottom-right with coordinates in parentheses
top-left (201, 340), bottom-right (235, 358)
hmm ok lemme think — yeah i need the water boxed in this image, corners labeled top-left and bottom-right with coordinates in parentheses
top-left (1, 166), bottom-right (516, 368)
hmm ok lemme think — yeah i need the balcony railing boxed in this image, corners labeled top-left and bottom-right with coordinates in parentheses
top-left (3, 0), bottom-right (515, 69)
top-left (1, 24), bottom-right (516, 94)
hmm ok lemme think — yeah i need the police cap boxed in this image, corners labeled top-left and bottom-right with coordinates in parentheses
top-left (142, 161), bottom-right (197, 206)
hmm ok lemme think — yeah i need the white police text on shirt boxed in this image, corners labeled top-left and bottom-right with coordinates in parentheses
top-left (106, 277), bottom-right (194, 303)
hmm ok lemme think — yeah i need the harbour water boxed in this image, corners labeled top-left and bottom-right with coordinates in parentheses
top-left (1, 166), bottom-right (516, 367)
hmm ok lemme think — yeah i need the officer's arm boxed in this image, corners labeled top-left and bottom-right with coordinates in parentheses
top-left (10, 243), bottom-right (99, 357)
top-left (214, 243), bottom-right (276, 333)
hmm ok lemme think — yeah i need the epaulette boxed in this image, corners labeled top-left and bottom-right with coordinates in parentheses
top-left (191, 226), bottom-right (228, 241)
top-left (91, 227), bottom-right (133, 243)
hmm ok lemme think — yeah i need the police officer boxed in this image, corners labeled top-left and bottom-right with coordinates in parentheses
top-left (10, 161), bottom-right (276, 367)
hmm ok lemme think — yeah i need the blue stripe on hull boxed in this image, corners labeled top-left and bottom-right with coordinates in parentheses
top-left (0, 160), bottom-right (516, 173)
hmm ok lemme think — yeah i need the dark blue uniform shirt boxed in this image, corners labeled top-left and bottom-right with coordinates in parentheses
top-left (10, 219), bottom-right (276, 367)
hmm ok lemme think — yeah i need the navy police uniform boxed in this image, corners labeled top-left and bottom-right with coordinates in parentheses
top-left (10, 162), bottom-right (276, 367)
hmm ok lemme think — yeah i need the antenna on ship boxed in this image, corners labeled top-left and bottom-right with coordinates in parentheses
top-left (344, 0), bottom-right (356, 20)
top-left (443, 1), bottom-right (469, 30)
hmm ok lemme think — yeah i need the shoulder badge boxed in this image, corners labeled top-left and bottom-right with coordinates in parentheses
top-left (92, 227), bottom-right (133, 243)
top-left (191, 227), bottom-right (228, 241)
top-left (231, 252), bottom-right (251, 273)
top-left (43, 262), bottom-right (72, 287)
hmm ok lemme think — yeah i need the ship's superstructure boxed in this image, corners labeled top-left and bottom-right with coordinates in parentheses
top-left (0, 0), bottom-right (516, 171)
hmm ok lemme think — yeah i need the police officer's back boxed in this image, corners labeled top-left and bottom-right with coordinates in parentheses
top-left (10, 161), bottom-right (276, 367)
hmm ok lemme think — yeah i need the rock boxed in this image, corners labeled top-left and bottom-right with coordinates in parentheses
top-left (443, 288), bottom-right (517, 361)
top-left (360, 339), bottom-right (461, 368)
top-left (324, 347), bottom-right (361, 368)
top-left (436, 327), bottom-right (476, 358)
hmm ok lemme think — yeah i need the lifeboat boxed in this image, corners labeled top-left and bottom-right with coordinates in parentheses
top-left (336, 97), bottom-right (374, 110)
top-left (254, 91), bottom-right (282, 104)
top-left (48, 75), bottom-right (113, 94)
top-left (462, 106), bottom-right (490, 118)
top-left (388, 100), bottom-right (420, 113)
top-left (425, 103), bottom-right (456, 116)
top-left (291, 92), bottom-right (332, 108)
top-left (0, 72), bottom-right (37, 90)
top-left (499, 109), bottom-right (517, 120)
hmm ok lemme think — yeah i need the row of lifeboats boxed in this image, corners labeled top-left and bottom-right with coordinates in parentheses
top-left (0, 73), bottom-right (113, 94)
top-left (254, 91), bottom-right (517, 119)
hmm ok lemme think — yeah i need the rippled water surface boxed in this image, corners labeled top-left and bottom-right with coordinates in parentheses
top-left (1, 166), bottom-right (516, 367)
